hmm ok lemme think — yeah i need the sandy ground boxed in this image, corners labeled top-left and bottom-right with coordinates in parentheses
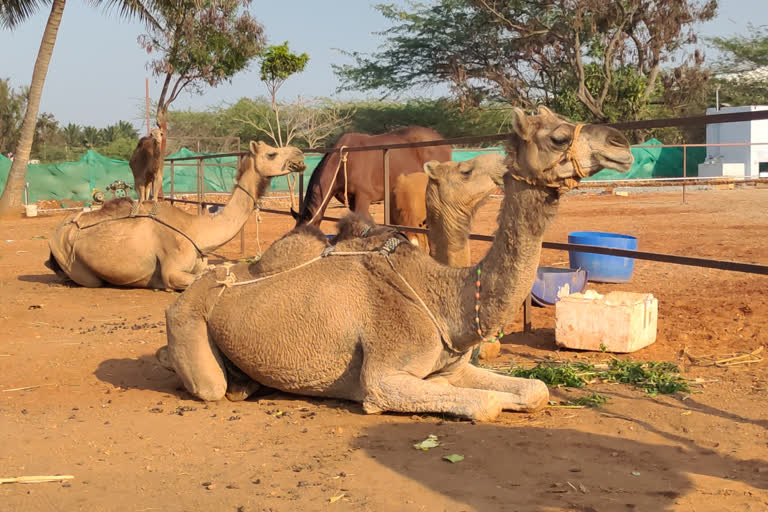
top-left (1, 187), bottom-right (767, 512)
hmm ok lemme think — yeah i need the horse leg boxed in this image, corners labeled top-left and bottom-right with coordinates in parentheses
top-left (352, 194), bottom-right (372, 218)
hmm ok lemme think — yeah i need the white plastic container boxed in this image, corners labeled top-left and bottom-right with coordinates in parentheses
top-left (555, 290), bottom-right (658, 353)
top-left (24, 204), bottom-right (38, 217)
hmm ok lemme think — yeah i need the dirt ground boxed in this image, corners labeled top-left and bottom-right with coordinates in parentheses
top-left (1, 187), bottom-right (767, 512)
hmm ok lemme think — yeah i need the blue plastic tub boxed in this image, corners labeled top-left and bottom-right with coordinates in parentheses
top-left (531, 267), bottom-right (588, 307)
top-left (568, 231), bottom-right (638, 283)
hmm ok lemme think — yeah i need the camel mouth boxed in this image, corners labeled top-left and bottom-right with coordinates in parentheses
top-left (285, 159), bottom-right (307, 174)
top-left (598, 154), bottom-right (634, 173)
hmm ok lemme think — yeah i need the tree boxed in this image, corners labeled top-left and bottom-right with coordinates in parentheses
top-left (115, 120), bottom-right (138, 139)
top-left (32, 112), bottom-right (60, 159)
top-left (81, 126), bottom-right (101, 148)
top-left (255, 42), bottom-right (309, 147)
top-left (708, 25), bottom-right (768, 107)
top-left (234, 96), bottom-right (356, 149)
top-left (335, 0), bottom-right (717, 123)
top-left (0, 0), bottom-right (158, 216)
top-left (139, 0), bottom-right (266, 147)
top-left (0, 79), bottom-right (27, 156)
top-left (61, 123), bottom-right (82, 148)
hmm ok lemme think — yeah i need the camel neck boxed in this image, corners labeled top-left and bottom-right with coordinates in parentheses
top-left (451, 176), bottom-right (560, 350)
top-left (427, 206), bottom-right (473, 267)
top-left (192, 170), bottom-right (268, 252)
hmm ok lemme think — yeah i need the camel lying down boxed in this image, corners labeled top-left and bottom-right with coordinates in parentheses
top-left (46, 141), bottom-right (305, 290)
top-left (162, 108), bottom-right (633, 421)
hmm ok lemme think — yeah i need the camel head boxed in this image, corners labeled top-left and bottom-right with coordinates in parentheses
top-left (504, 106), bottom-right (633, 192)
top-left (246, 141), bottom-right (306, 178)
top-left (423, 152), bottom-right (505, 215)
top-left (150, 128), bottom-right (164, 145)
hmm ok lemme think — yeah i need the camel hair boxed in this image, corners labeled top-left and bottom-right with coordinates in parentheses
top-left (130, 128), bottom-right (165, 201)
top-left (162, 106), bottom-right (633, 420)
top-left (392, 153), bottom-right (504, 260)
top-left (45, 141), bottom-right (306, 290)
top-left (155, 156), bottom-right (503, 400)
top-left (155, 211), bottom-right (400, 401)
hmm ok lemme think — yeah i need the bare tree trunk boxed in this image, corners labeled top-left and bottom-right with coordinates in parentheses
top-left (0, 0), bottom-right (66, 217)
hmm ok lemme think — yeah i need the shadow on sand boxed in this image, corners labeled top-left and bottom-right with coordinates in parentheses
top-left (356, 420), bottom-right (768, 511)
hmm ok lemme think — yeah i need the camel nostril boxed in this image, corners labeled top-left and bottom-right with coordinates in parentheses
top-left (608, 133), bottom-right (629, 148)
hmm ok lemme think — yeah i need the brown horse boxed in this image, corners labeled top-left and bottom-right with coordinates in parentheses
top-left (291, 126), bottom-right (452, 227)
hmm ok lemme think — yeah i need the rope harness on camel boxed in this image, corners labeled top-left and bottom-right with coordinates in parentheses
top-left (211, 233), bottom-right (464, 357)
top-left (64, 199), bottom-right (204, 269)
top-left (507, 123), bottom-right (586, 195)
top-left (62, 181), bottom-right (262, 270)
top-left (306, 145), bottom-right (349, 225)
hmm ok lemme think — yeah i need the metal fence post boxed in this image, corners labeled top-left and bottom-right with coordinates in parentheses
top-left (169, 161), bottom-right (175, 204)
top-left (298, 171), bottom-right (304, 212)
top-left (197, 158), bottom-right (205, 215)
top-left (383, 149), bottom-right (391, 225)
top-left (238, 153), bottom-right (246, 256)
top-left (682, 144), bottom-right (687, 204)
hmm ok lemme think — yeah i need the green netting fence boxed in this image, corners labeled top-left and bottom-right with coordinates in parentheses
top-left (0, 139), bottom-right (705, 202)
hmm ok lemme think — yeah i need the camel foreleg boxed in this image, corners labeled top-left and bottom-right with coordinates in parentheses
top-left (432, 357), bottom-right (549, 412)
top-left (165, 302), bottom-right (227, 401)
top-left (362, 372), bottom-right (503, 421)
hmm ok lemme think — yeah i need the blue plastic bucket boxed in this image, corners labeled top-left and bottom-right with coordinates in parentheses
top-left (568, 231), bottom-right (637, 283)
top-left (531, 267), bottom-right (588, 307)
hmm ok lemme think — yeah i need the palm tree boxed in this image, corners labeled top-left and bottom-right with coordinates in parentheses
top-left (115, 120), bottom-right (138, 140)
top-left (62, 122), bottom-right (82, 147)
top-left (81, 126), bottom-right (101, 148)
top-left (0, 1), bottom-right (158, 216)
top-left (100, 124), bottom-right (119, 144)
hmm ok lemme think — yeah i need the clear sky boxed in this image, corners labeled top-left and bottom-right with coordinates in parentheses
top-left (1, 0), bottom-right (766, 130)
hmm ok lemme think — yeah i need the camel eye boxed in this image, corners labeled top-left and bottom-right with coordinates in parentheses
top-left (267, 152), bottom-right (278, 160)
top-left (461, 168), bottom-right (473, 178)
top-left (551, 134), bottom-right (570, 146)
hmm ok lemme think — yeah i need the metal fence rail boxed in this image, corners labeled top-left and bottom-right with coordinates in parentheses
top-left (161, 108), bottom-right (768, 275)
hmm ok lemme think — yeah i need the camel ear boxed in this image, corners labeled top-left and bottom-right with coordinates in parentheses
top-left (423, 160), bottom-right (441, 179)
top-left (537, 105), bottom-right (556, 119)
top-left (511, 108), bottom-right (532, 141)
top-left (249, 140), bottom-right (263, 155)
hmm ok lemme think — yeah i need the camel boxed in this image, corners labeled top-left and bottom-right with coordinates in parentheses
top-left (162, 107), bottom-right (633, 420)
top-left (130, 128), bottom-right (165, 201)
top-left (392, 172), bottom-right (430, 250)
top-left (390, 153), bottom-right (504, 260)
top-left (46, 141), bottom-right (305, 290)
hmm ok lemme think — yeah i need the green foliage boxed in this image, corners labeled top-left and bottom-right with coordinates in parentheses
top-left (509, 362), bottom-right (593, 388)
top-left (97, 137), bottom-right (137, 161)
top-left (708, 24), bottom-right (768, 107)
top-left (335, 0), bottom-right (717, 123)
top-left (509, 359), bottom-right (690, 396)
top-left (710, 24), bottom-right (768, 71)
top-left (259, 42), bottom-right (309, 84)
top-left (139, 0), bottom-right (266, 118)
top-left (555, 393), bottom-right (609, 408)
top-left (0, 78), bottom-right (27, 155)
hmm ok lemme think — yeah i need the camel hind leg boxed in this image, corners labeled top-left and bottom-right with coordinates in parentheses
top-left (165, 300), bottom-right (227, 401)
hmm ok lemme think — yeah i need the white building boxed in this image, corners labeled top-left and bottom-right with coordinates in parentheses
top-left (704, 105), bottom-right (768, 178)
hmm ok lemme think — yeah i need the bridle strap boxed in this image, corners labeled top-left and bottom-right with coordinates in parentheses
top-left (508, 123), bottom-right (586, 195)
top-left (234, 183), bottom-right (258, 207)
